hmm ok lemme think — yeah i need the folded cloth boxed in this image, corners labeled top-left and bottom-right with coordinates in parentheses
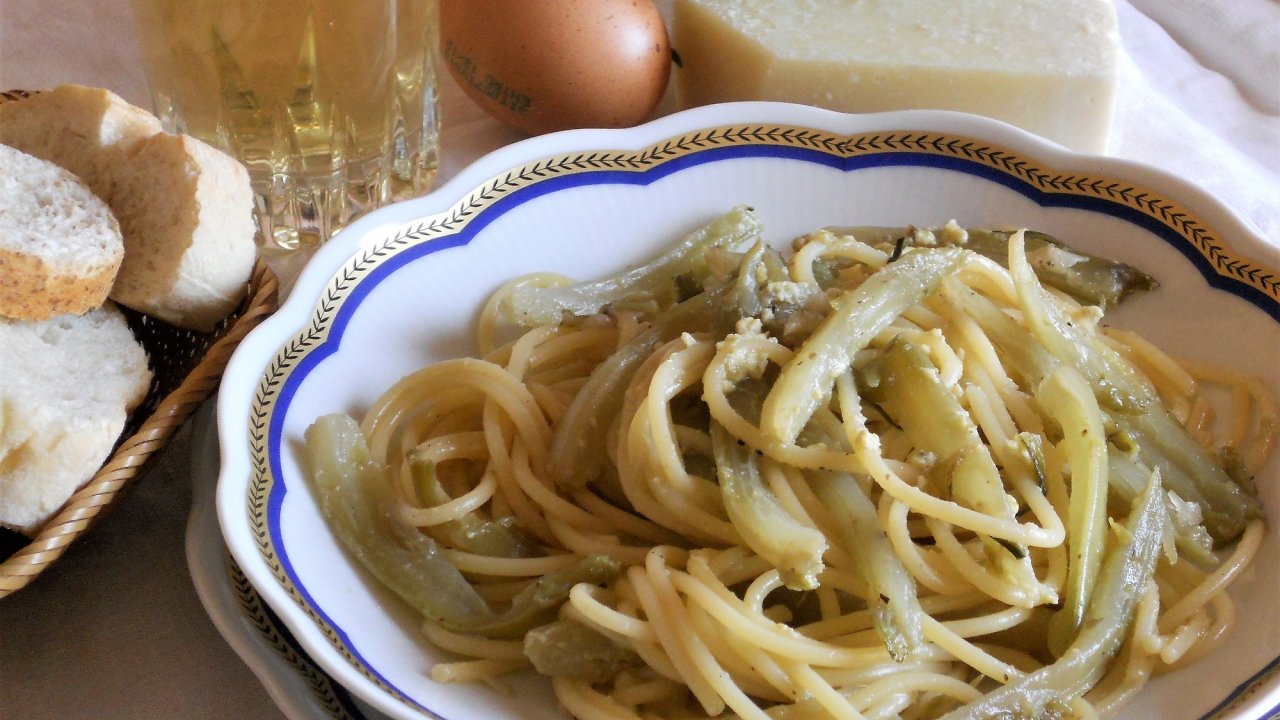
top-left (1127, 0), bottom-right (1280, 117)
top-left (1112, 0), bottom-right (1280, 245)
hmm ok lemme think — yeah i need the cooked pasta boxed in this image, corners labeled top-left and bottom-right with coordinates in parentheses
top-left (304, 209), bottom-right (1273, 719)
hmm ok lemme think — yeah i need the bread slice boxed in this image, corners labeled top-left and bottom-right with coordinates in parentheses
top-left (108, 133), bottom-right (257, 331)
top-left (0, 84), bottom-right (162, 202)
top-left (0, 304), bottom-right (151, 535)
top-left (0, 85), bottom-right (256, 331)
top-left (0, 145), bottom-right (125, 320)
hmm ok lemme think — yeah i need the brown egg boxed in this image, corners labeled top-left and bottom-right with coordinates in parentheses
top-left (441, 0), bottom-right (671, 136)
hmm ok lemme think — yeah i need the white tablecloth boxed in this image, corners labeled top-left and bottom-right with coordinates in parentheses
top-left (0, 2), bottom-right (1275, 718)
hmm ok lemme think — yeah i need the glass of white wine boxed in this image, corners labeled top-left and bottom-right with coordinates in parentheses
top-left (131, 0), bottom-right (440, 250)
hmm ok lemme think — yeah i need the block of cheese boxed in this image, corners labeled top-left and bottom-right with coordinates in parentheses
top-left (673, 0), bottom-right (1121, 153)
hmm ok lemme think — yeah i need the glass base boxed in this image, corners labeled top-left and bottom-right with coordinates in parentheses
top-left (253, 137), bottom-right (440, 251)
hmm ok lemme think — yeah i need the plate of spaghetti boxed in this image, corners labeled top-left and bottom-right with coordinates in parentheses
top-left (217, 103), bottom-right (1280, 720)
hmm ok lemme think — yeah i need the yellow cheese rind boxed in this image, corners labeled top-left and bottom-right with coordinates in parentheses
top-left (674, 0), bottom-right (1120, 153)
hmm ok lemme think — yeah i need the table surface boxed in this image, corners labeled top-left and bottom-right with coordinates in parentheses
top-left (1, 2), bottom-right (1276, 719)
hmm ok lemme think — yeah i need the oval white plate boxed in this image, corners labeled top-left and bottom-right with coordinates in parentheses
top-left (217, 102), bottom-right (1280, 720)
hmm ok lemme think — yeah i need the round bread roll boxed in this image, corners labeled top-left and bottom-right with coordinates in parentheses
top-left (0, 303), bottom-right (151, 535)
top-left (0, 144), bottom-right (124, 320)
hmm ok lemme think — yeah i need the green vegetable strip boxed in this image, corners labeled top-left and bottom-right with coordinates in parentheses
top-left (1114, 409), bottom-right (1261, 544)
top-left (729, 239), bottom-right (769, 319)
top-left (409, 454), bottom-right (537, 558)
top-left (710, 422), bottom-right (828, 591)
top-left (951, 284), bottom-right (1256, 544)
top-left (761, 247), bottom-right (966, 444)
top-left (939, 469), bottom-right (1165, 720)
top-left (508, 206), bottom-right (762, 326)
top-left (869, 341), bottom-right (1010, 518)
top-left (942, 468), bottom-right (1162, 717)
top-left (826, 226), bottom-right (1157, 309)
top-left (794, 418), bottom-right (925, 659)
top-left (1109, 453), bottom-right (1216, 566)
top-left (549, 280), bottom-right (746, 489)
top-left (523, 620), bottom-right (640, 683)
top-left (1008, 231), bottom-right (1152, 413)
top-left (809, 469), bottom-right (925, 661)
top-left (548, 327), bottom-right (659, 489)
top-left (463, 555), bottom-right (622, 640)
top-left (867, 341), bottom-right (1044, 602)
top-left (962, 229), bottom-right (1157, 309)
top-left (1036, 366), bottom-right (1109, 652)
top-left (307, 415), bottom-right (620, 639)
top-left (760, 243), bottom-right (791, 284)
top-left (305, 414), bottom-right (496, 625)
top-left (1008, 233), bottom-right (1258, 543)
top-left (943, 282), bottom-right (1057, 390)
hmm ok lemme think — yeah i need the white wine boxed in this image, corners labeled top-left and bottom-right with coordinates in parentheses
top-left (132, 0), bottom-right (440, 248)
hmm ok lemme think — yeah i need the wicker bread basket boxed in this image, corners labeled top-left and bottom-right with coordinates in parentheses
top-left (0, 89), bottom-right (279, 597)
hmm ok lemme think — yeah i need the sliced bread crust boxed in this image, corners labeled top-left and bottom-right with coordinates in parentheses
top-left (0, 145), bottom-right (125, 320)
top-left (109, 133), bottom-right (257, 330)
top-left (0, 84), bottom-right (162, 201)
top-left (0, 85), bottom-right (256, 331)
top-left (0, 303), bottom-right (151, 535)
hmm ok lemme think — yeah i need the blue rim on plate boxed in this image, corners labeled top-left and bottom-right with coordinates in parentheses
top-left (219, 104), bottom-right (1280, 720)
